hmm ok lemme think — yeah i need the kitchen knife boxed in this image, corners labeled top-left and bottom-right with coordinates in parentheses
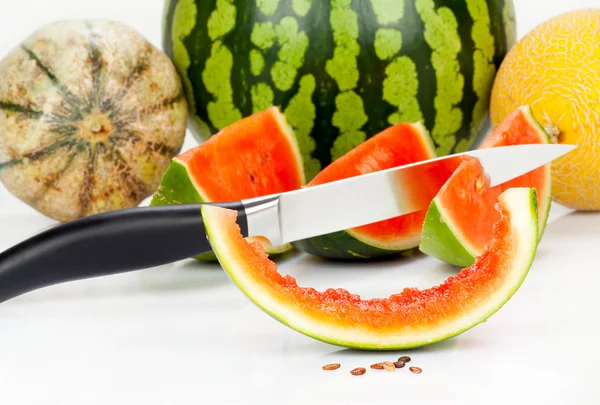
top-left (0, 143), bottom-right (575, 302)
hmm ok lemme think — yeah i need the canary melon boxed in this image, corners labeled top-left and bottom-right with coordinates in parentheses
top-left (490, 8), bottom-right (600, 210)
top-left (202, 186), bottom-right (539, 350)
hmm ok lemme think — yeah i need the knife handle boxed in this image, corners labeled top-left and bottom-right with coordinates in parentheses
top-left (0, 201), bottom-right (249, 303)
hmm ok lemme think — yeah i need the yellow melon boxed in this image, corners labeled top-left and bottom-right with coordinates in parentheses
top-left (490, 8), bottom-right (600, 211)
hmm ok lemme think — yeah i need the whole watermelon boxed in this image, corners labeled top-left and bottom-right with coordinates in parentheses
top-left (163, 0), bottom-right (516, 180)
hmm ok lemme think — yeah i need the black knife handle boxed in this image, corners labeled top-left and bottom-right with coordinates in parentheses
top-left (0, 202), bottom-right (248, 303)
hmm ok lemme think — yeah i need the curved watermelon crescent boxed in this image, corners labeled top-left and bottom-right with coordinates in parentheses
top-left (202, 188), bottom-right (538, 350)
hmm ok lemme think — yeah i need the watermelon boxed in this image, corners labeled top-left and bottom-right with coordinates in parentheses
top-left (201, 185), bottom-right (539, 350)
top-left (162, 0), bottom-right (517, 181)
top-left (291, 122), bottom-right (461, 260)
top-left (0, 20), bottom-right (188, 222)
top-left (150, 106), bottom-right (305, 260)
top-left (419, 105), bottom-right (551, 267)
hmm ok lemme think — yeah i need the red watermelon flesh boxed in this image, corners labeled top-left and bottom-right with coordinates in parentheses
top-left (177, 106), bottom-right (306, 202)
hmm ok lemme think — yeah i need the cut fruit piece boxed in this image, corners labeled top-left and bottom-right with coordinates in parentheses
top-left (420, 105), bottom-right (551, 267)
top-left (291, 122), bottom-right (448, 260)
top-left (479, 105), bottom-right (552, 238)
top-left (202, 187), bottom-right (539, 350)
top-left (151, 106), bottom-right (305, 260)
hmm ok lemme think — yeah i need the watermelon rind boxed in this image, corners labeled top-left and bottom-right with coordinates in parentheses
top-left (290, 230), bottom-right (420, 260)
top-left (202, 187), bottom-right (538, 350)
top-left (419, 200), bottom-right (477, 267)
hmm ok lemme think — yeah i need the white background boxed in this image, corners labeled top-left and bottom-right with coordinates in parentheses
top-left (1, 1), bottom-right (599, 404)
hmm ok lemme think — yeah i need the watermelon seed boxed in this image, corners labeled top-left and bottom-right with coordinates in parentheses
top-left (382, 361), bottom-right (395, 372)
top-left (476, 176), bottom-right (485, 194)
top-left (409, 367), bottom-right (422, 374)
top-left (544, 125), bottom-right (563, 143)
top-left (398, 356), bottom-right (411, 363)
top-left (393, 361), bottom-right (405, 369)
top-left (350, 367), bottom-right (366, 376)
top-left (370, 363), bottom-right (384, 370)
top-left (322, 363), bottom-right (341, 371)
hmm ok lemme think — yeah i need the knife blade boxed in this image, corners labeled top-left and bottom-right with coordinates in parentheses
top-left (0, 143), bottom-right (575, 302)
top-left (256, 143), bottom-right (576, 245)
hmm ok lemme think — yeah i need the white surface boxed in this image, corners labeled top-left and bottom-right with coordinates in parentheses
top-left (0, 1), bottom-right (599, 404)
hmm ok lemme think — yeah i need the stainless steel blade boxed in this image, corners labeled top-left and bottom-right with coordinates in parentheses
top-left (460, 144), bottom-right (571, 187)
top-left (262, 143), bottom-right (575, 245)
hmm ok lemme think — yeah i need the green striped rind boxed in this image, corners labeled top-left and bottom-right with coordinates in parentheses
top-left (163, 0), bottom-right (516, 181)
top-left (419, 199), bottom-right (480, 267)
top-left (150, 159), bottom-right (294, 261)
top-left (419, 200), bottom-right (476, 267)
top-left (203, 187), bottom-right (538, 350)
top-left (465, 0), bottom-right (497, 147)
top-left (151, 159), bottom-right (204, 206)
top-left (150, 159), bottom-right (214, 261)
top-left (290, 230), bottom-right (414, 260)
top-left (414, 0), bottom-right (464, 156)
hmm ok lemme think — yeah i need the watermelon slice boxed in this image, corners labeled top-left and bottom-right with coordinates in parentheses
top-left (150, 106), bottom-right (305, 260)
top-left (201, 183), bottom-right (539, 350)
top-left (291, 122), bottom-right (446, 260)
top-left (419, 105), bottom-right (551, 267)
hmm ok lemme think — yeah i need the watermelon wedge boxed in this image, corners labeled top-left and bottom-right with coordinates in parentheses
top-left (202, 185), bottom-right (539, 350)
top-left (419, 105), bottom-right (551, 267)
top-left (291, 122), bottom-right (449, 260)
top-left (151, 106), bottom-right (305, 260)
